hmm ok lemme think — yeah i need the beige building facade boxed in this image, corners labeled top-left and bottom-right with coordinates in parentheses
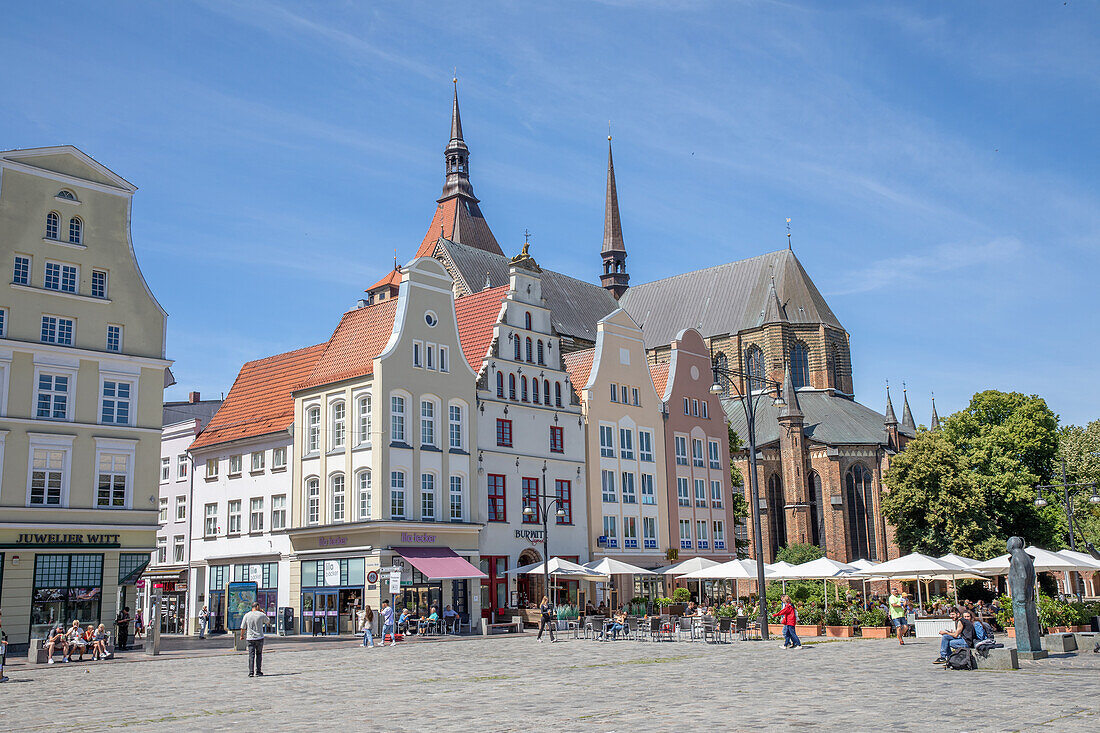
top-left (0, 146), bottom-right (169, 647)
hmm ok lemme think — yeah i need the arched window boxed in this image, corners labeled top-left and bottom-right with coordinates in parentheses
top-left (845, 464), bottom-right (877, 560)
top-left (357, 470), bottom-right (372, 520)
top-left (521, 376), bottom-right (528, 402)
top-left (496, 372), bottom-right (504, 398)
top-left (767, 473), bottom-right (786, 559)
top-left (306, 478), bottom-right (320, 525)
top-left (330, 400), bottom-right (345, 449)
top-left (56, 190), bottom-right (76, 200)
top-left (543, 379), bottom-right (551, 406)
top-left (45, 211), bottom-right (60, 240)
top-left (513, 336), bottom-right (521, 360)
top-left (509, 374), bottom-right (516, 400)
top-left (524, 311), bottom-right (532, 330)
top-left (744, 345), bottom-right (765, 388)
top-left (525, 337), bottom-right (533, 362)
top-left (331, 473), bottom-right (345, 521)
top-left (532, 379), bottom-right (539, 404)
top-left (790, 341), bottom-right (809, 390)
top-left (808, 471), bottom-right (825, 548)
top-left (306, 407), bottom-right (321, 453)
top-left (831, 345), bottom-right (844, 391)
top-left (537, 340), bottom-right (544, 365)
top-left (68, 216), bottom-right (82, 244)
top-left (555, 382), bottom-right (562, 407)
top-left (714, 352), bottom-right (729, 397)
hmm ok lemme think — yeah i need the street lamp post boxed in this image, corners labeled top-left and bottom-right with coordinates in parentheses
top-left (710, 360), bottom-right (784, 641)
top-left (523, 477), bottom-right (567, 609)
top-left (1034, 459), bottom-right (1100, 552)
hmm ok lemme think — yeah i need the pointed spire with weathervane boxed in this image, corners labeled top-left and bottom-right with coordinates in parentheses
top-left (600, 126), bottom-right (629, 299)
top-left (884, 382), bottom-right (898, 426)
top-left (931, 393), bottom-right (940, 431)
top-left (778, 360), bottom-right (803, 420)
top-left (900, 383), bottom-right (916, 433)
top-left (440, 76), bottom-right (474, 202)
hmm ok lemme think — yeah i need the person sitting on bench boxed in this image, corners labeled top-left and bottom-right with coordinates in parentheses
top-left (92, 624), bottom-right (112, 660)
top-left (934, 607), bottom-right (975, 664)
top-left (67, 620), bottom-right (88, 662)
top-left (45, 626), bottom-right (69, 663)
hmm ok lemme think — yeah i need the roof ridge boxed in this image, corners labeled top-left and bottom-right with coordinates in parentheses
top-left (629, 249), bottom-right (791, 289)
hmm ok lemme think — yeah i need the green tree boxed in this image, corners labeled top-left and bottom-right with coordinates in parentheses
top-left (1055, 420), bottom-right (1100, 548)
top-left (775, 543), bottom-right (825, 565)
top-left (728, 426), bottom-right (750, 557)
top-left (883, 390), bottom-right (1061, 558)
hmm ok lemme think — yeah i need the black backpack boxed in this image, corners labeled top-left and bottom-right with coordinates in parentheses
top-left (946, 647), bottom-right (975, 671)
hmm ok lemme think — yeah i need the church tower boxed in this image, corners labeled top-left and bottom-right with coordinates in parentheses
top-left (415, 79), bottom-right (502, 258)
top-left (600, 134), bottom-right (629, 299)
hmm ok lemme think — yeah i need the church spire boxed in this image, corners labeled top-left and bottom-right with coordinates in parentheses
top-left (439, 77), bottom-right (477, 203)
top-left (778, 360), bottom-right (802, 420)
top-left (600, 130), bottom-right (629, 299)
top-left (901, 384), bottom-right (916, 433)
top-left (931, 393), bottom-right (940, 431)
top-left (884, 383), bottom-right (898, 425)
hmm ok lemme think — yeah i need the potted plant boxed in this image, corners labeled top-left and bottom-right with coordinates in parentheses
top-left (1038, 594), bottom-right (1069, 633)
top-left (858, 606), bottom-right (890, 638)
top-left (795, 602), bottom-right (822, 637)
top-left (654, 596), bottom-right (673, 612)
top-left (824, 606), bottom-right (855, 638)
top-left (555, 604), bottom-right (578, 630)
top-left (995, 595), bottom-right (1015, 637)
top-left (668, 587), bottom-right (691, 616)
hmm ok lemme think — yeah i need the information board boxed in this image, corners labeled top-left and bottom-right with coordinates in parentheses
top-left (226, 581), bottom-right (258, 630)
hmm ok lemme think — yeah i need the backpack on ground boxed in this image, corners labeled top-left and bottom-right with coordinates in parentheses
top-left (945, 647), bottom-right (975, 671)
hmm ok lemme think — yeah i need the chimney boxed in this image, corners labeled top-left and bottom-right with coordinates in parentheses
top-left (188, 391), bottom-right (200, 403)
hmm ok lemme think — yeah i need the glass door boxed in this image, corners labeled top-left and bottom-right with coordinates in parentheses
top-left (301, 592), bottom-right (316, 635)
top-left (319, 591), bottom-right (339, 635)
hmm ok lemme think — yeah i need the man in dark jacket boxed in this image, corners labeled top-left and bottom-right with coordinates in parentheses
top-left (115, 607), bottom-right (132, 650)
top-left (934, 607), bottom-right (975, 664)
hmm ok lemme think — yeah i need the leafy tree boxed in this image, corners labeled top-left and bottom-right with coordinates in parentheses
top-left (883, 390), bottom-right (1061, 558)
top-left (728, 426), bottom-right (750, 557)
top-left (775, 543), bottom-right (825, 565)
top-left (1054, 420), bottom-right (1100, 548)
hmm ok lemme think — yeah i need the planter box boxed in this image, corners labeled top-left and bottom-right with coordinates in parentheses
top-left (1006, 626), bottom-right (1016, 638)
top-left (861, 626), bottom-right (890, 639)
top-left (1050, 626), bottom-right (1074, 634)
top-left (767, 624), bottom-right (784, 637)
top-left (825, 626), bottom-right (855, 638)
top-left (795, 624), bottom-right (821, 637)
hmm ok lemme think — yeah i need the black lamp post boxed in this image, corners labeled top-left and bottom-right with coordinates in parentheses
top-left (710, 360), bottom-right (784, 641)
top-left (1034, 459), bottom-right (1100, 553)
top-left (523, 478), bottom-right (567, 609)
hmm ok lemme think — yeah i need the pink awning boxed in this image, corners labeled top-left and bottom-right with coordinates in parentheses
top-left (395, 547), bottom-right (488, 580)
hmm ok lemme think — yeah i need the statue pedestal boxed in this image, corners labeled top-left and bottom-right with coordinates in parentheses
top-left (1016, 649), bottom-right (1048, 660)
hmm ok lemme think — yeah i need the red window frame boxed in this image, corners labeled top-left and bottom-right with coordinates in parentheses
top-left (487, 474), bottom-right (506, 522)
top-left (522, 478), bottom-right (540, 523)
top-left (496, 418), bottom-right (512, 447)
top-left (549, 426), bottom-right (564, 453)
top-left (555, 479), bottom-right (572, 525)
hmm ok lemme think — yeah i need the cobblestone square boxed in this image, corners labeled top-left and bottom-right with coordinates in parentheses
top-left (4, 634), bottom-right (1098, 731)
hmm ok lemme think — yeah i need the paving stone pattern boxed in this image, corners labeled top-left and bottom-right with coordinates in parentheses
top-left (3, 635), bottom-right (1098, 731)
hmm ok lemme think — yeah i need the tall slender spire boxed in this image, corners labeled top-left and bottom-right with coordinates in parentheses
top-left (600, 130), bottom-right (629, 299)
top-left (439, 76), bottom-right (476, 203)
top-left (778, 360), bottom-right (802, 420)
top-left (900, 384), bottom-right (916, 433)
top-left (450, 77), bottom-right (463, 142)
top-left (884, 383), bottom-right (897, 425)
top-left (931, 393), bottom-right (940, 431)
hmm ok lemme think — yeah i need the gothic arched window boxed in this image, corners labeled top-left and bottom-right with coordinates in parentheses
top-left (525, 337), bottom-right (533, 363)
top-left (543, 379), bottom-right (551, 406)
top-left (845, 463), bottom-right (877, 560)
top-left (532, 379), bottom-right (539, 404)
top-left (521, 376), bottom-right (528, 402)
top-left (744, 345), bottom-right (765, 389)
top-left (513, 336), bottom-right (521, 361)
top-left (509, 374), bottom-right (516, 401)
top-left (808, 471), bottom-right (825, 548)
top-left (767, 473), bottom-right (786, 559)
top-left (791, 340), bottom-right (810, 390)
top-left (524, 311), bottom-right (532, 330)
top-left (537, 340), bottom-right (544, 365)
top-left (496, 372), bottom-right (504, 398)
top-left (554, 382), bottom-right (562, 407)
top-left (714, 352), bottom-right (729, 397)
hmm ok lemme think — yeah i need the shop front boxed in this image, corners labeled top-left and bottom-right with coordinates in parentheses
top-left (0, 529), bottom-right (154, 648)
top-left (299, 557), bottom-right (365, 635)
top-left (139, 569), bottom-right (189, 634)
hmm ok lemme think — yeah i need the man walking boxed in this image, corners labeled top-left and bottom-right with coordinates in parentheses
top-left (888, 590), bottom-right (909, 645)
top-left (198, 605), bottom-right (210, 639)
top-left (240, 602), bottom-right (270, 677)
top-left (115, 606), bottom-right (132, 651)
top-left (772, 594), bottom-right (801, 649)
top-left (380, 600), bottom-right (396, 647)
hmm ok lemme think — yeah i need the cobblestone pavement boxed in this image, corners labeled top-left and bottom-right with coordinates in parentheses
top-left (3, 634), bottom-right (1098, 732)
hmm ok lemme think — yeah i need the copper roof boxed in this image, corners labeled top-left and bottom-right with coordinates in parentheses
top-left (190, 343), bottom-right (326, 451)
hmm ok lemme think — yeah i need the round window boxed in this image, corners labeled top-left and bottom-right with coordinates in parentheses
top-left (425, 311), bottom-right (438, 327)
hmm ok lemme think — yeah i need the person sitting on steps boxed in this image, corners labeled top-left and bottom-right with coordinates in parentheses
top-left (934, 607), bottom-right (975, 664)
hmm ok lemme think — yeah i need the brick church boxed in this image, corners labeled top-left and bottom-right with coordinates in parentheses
top-left (391, 81), bottom-right (920, 565)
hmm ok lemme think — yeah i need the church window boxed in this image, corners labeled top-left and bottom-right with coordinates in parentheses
top-left (543, 379), bottom-right (551, 406)
top-left (791, 341), bottom-right (810, 390)
top-left (745, 345), bottom-right (764, 387)
top-left (845, 463), bottom-right (877, 560)
top-left (509, 374), bottom-right (516, 401)
top-left (537, 340), bottom-right (544, 364)
top-left (521, 376), bottom-right (528, 402)
top-left (808, 471), bottom-right (825, 548)
top-left (767, 473), bottom-right (786, 559)
top-left (554, 382), bottom-right (562, 407)
top-left (525, 337), bottom-right (533, 362)
top-left (513, 336), bottom-right (521, 360)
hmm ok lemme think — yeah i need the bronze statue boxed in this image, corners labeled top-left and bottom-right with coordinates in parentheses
top-left (1007, 536), bottom-right (1046, 658)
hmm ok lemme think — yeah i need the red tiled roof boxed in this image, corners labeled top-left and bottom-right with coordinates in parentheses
top-left (366, 268), bottom-right (402, 293)
top-left (189, 343), bottom-right (326, 451)
top-left (455, 285), bottom-right (509, 371)
top-left (416, 199), bottom-right (458, 258)
top-left (298, 299), bottom-right (400, 390)
top-left (649, 362), bottom-right (671, 398)
top-left (563, 348), bottom-right (595, 394)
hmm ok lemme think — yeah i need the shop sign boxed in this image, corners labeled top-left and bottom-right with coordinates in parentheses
top-left (136, 579), bottom-right (146, 589)
top-left (323, 560), bottom-right (341, 586)
top-left (388, 566), bottom-right (401, 594)
top-left (399, 532), bottom-right (436, 543)
top-left (514, 529), bottom-right (544, 542)
top-left (318, 535), bottom-right (348, 548)
top-left (12, 532), bottom-right (121, 546)
top-left (248, 565), bottom-right (263, 584)
top-left (177, 582), bottom-right (188, 592)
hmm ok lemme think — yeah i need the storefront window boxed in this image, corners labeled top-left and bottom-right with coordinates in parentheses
top-left (31, 554), bottom-right (103, 640)
top-left (233, 562), bottom-right (278, 619)
top-left (208, 564), bottom-right (228, 632)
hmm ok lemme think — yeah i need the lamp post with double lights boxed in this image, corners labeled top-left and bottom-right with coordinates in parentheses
top-left (709, 359), bottom-right (784, 641)
top-left (522, 462), bottom-right (567, 609)
top-left (1034, 459), bottom-right (1100, 553)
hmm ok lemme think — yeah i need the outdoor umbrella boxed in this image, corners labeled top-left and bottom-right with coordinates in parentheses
top-left (847, 559), bottom-right (879, 607)
top-left (656, 557), bottom-right (720, 602)
top-left (971, 546), bottom-right (1085, 574)
top-left (852, 553), bottom-right (977, 608)
top-left (507, 557), bottom-right (610, 607)
top-left (770, 557), bottom-right (859, 611)
top-left (679, 559), bottom-right (775, 601)
top-left (765, 560), bottom-right (795, 593)
top-left (1056, 549), bottom-right (1100, 596)
top-left (584, 558), bottom-right (658, 609)
top-left (939, 553), bottom-right (981, 569)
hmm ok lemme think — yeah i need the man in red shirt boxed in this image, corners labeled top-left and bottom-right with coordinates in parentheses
top-left (773, 595), bottom-right (802, 649)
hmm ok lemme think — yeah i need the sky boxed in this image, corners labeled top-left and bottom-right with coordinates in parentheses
top-left (2, 1), bottom-right (1098, 426)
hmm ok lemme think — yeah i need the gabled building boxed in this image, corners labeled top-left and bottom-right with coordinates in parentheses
top-left (475, 246), bottom-right (589, 620)
top-left (0, 146), bottom-right (170, 648)
top-left (565, 310), bottom-right (670, 605)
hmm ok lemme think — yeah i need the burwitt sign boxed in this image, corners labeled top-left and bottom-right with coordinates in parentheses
top-left (14, 533), bottom-right (122, 546)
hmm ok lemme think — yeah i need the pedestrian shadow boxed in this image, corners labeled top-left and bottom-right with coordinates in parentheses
top-left (256, 672), bottom-right (301, 677)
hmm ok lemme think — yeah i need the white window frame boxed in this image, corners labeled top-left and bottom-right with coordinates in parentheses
top-left (205, 457), bottom-right (218, 478)
top-left (229, 454), bottom-right (242, 475)
top-left (27, 436), bottom-right (73, 508)
top-left (390, 470), bottom-right (406, 519)
top-left (156, 536), bottom-right (167, 564)
top-left (331, 473), bottom-right (345, 522)
top-left (601, 469), bottom-right (616, 503)
top-left (91, 269), bottom-right (108, 298)
top-left (175, 495), bottom-right (187, 521)
top-left (677, 477), bottom-right (690, 507)
top-left (357, 394), bottom-right (372, 445)
top-left (34, 365), bottom-right (76, 422)
top-left (271, 494), bottom-right (287, 530)
top-left (0, 306), bottom-right (7, 338)
top-left (621, 472), bottom-right (636, 503)
top-left (251, 450), bottom-right (265, 472)
top-left (330, 400), bottom-right (346, 450)
top-left (412, 340), bottom-right (423, 368)
top-left (357, 471), bottom-right (371, 520)
top-left (711, 480), bottom-right (723, 508)
top-left (160, 457), bottom-right (170, 482)
top-left (420, 472), bottom-right (436, 521)
top-left (643, 516), bottom-right (657, 548)
top-left (439, 345), bottom-right (449, 373)
top-left (204, 503), bottom-right (218, 537)
top-left (40, 314), bottom-right (75, 346)
top-left (158, 496), bottom-right (168, 522)
top-left (694, 478), bottom-right (707, 507)
top-left (599, 424), bottom-right (614, 458)
top-left (306, 478), bottom-right (320, 525)
top-left (448, 404), bottom-right (463, 450)
top-left (99, 376), bottom-right (134, 426)
top-left (272, 447), bottom-right (287, 469)
top-left (674, 435), bottom-right (688, 466)
top-left (13, 254), bottom-right (31, 285)
top-left (709, 439), bottom-right (721, 469)
top-left (228, 499), bottom-right (242, 535)
top-left (420, 399), bottom-right (436, 447)
top-left (176, 453), bottom-right (188, 480)
top-left (640, 473), bottom-right (656, 505)
top-left (692, 438), bottom-right (705, 467)
top-left (250, 497), bottom-right (264, 533)
top-left (94, 438), bottom-right (136, 509)
top-left (449, 475), bottom-right (463, 522)
top-left (619, 428), bottom-right (634, 460)
top-left (106, 324), bottom-right (122, 353)
top-left (173, 535), bottom-right (185, 563)
top-left (44, 260), bottom-right (79, 293)
top-left (306, 406), bottom-right (321, 453)
top-left (390, 394), bottom-right (406, 444)
top-left (639, 430), bottom-right (653, 462)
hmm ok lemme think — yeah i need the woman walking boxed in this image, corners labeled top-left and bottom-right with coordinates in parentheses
top-left (536, 596), bottom-right (556, 643)
top-left (772, 595), bottom-right (801, 649)
top-left (360, 605), bottom-right (375, 648)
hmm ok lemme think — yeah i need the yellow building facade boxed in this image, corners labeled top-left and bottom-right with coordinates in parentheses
top-left (0, 146), bottom-right (169, 647)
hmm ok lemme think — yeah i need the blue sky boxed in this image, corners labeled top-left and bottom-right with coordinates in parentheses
top-left (3, 1), bottom-right (1098, 425)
